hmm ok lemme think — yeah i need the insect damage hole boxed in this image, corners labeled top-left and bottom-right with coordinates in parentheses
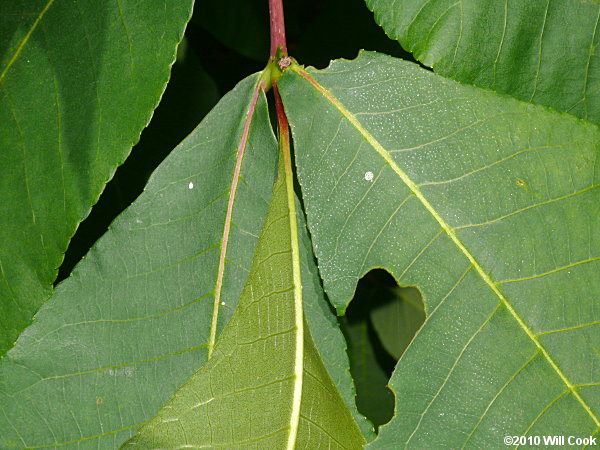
top-left (342, 269), bottom-right (425, 430)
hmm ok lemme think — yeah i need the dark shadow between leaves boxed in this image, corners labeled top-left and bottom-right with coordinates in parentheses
top-left (55, 42), bottom-right (219, 284)
top-left (342, 269), bottom-right (425, 431)
top-left (55, 0), bottom-right (425, 285)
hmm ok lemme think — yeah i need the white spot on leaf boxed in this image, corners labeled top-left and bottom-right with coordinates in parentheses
top-left (364, 171), bottom-right (374, 182)
top-left (188, 182), bottom-right (194, 189)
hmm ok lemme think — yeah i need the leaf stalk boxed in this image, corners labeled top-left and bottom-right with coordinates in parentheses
top-left (269, 0), bottom-right (287, 58)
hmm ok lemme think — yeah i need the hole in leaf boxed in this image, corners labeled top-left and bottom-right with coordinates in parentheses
top-left (342, 269), bottom-right (425, 431)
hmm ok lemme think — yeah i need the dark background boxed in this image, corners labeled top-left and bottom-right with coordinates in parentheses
top-left (57, 0), bottom-right (423, 430)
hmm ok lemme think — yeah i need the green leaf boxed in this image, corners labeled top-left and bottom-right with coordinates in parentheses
top-left (370, 286), bottom-right (424, 360)
top-left (279, 52), bottom-right (600, 447)
top-left (299, 212), bottom-right (376, 441)
top-left (125, 143), bottom-right (366, 448)
top-left (57, 40), bottom-right (220, 280)
top-left (0, 73), bottom-right (278, 449)
top-left (342, 311), bottom-right (395, 429)
top-left (0, 0), bottom-right (194, 355)
top-left (131, 40), bottom-right (220, 175)
top-left (365, 0), bottom-right (600, 123)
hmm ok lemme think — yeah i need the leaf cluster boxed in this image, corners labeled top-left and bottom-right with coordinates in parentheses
top-left (1, 0), bottom-right (599, 448)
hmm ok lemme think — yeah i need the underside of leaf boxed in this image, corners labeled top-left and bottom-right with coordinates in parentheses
top-left (0, 73), bottom-right (278, 449)
top-left (125, 146), bottom-right (366, 448)
top-left (279, 51), bottom-right (600, 447)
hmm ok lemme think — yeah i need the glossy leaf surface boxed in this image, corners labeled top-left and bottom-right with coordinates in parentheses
top-left (126, 151), bottom-right (366, 448)
top-left (280, 52), bottom-right (600, 447)
top-left (0, 74), bottom-right (278, 449)
top-left (366, 0), bottom-right (600, 123)
top-left (0, 0), bottom-right (194, 355)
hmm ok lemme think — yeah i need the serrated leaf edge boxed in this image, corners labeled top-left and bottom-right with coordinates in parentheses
top-left (290, 64), bottom-right (600, 429)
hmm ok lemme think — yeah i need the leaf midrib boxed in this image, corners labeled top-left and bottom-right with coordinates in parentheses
top-left (277, 86), bottom-right (305, 449)
top-left (208, 77), bottom-right (265, 358)
top-left (291, 64), bottom-right (600, 428)
top-left (0, 0), bottom-right (56, 84)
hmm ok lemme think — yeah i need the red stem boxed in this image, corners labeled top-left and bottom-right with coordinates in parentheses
top-left (269, 0), bottom-right (287, 57)
top-left (273, 82), bottom-right (289, 135)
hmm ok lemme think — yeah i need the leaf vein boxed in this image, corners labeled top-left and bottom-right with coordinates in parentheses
top-left (405, 304), bottom-right (501, 446)
top-left (462, 351), bottom-right (540, 448)
top-left (518, 390), bottom-right (569, 442)
top-left (498, 256), bottom-right (600, 285)
top-left (0, 0), bottom-right (56, 84)
top-left (537, 321), bottom-right (600, 337)
top-left (455, 185), bottom-right (600, 231)
top-left (294, 66), bottom-right (600, 427)
top-left (208, 79), bottom-right (266, 358)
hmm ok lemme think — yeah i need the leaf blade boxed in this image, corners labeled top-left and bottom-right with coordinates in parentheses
top-left (0, 0), bottom-right (195, 355)
top-left (125, 127), bottom-right (366, 449)
top-left (0, 73), bottom-right (278, 449)
top-left (366, 0), bottom-right (600, 123)
top-left (279, 52), bottom-right (600, 446)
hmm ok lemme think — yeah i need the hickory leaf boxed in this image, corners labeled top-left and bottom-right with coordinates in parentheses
top-left (3, 0), bottom-right (600, 448)
top-left (366, 0), bottom-right (600, 123)
top-left (125, 128), bottom-right (366, 449)
top-left (0, 73), bottom-right (279, 448)
top-left (0, 70), bottom-right (367, 448)
top-left (0, 0), bottom-right (194, 355)
top-left (279, 51), bottom-right (600, 448)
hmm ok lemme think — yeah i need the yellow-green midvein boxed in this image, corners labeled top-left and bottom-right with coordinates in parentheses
top-left (0, 0), bottom-right (56, 84)
top-left (291, 64), bottom-right (600, 428)
top-left (285, 126), bottom-right (304, 450)
top-left (274, 80), bottom-right (305, 449)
